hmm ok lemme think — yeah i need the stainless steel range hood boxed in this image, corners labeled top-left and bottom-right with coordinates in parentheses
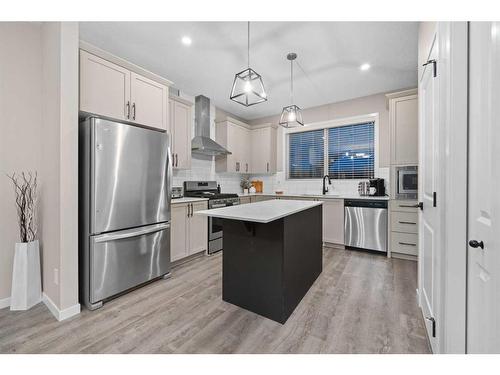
top-left (191, 95), bottom-right (231, 156)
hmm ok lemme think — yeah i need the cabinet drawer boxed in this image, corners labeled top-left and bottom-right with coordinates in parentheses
top-left (239, 196), bottom-right (251, 205)
top-left (391, 232), bottom-right (418, 256)
top-left (391, 212), bottom-right (418, 233)
top-left (390, 200), bottom-right (418, 213)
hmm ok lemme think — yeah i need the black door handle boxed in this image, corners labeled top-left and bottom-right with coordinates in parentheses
top-left (469, 240), bottom-right (484, 249)
top-left (416, 202), bottom-right (423, 211)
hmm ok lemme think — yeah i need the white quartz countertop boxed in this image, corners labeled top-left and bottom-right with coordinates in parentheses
top-left (171, 197), bottom-right (209, 204)
top-left (196, 199), bottom-right (323, 223)
top-left (237, 192), bottom-right (390, 201)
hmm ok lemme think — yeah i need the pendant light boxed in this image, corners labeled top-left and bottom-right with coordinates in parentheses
top-left (279, 52), bottom-right (304, 127)
top-left (230, 22), bottom-right (268, 107)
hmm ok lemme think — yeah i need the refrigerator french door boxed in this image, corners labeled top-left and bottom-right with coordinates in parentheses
top-left (80, 117), bottom-right (172, 310)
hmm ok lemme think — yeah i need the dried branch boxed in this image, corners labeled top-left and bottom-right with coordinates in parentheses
top-left (6, 172), bottom-right (38, 243)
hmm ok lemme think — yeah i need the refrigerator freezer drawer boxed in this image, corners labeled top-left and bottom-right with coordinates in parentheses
top-left (89, 222), bottom-right (170, 303)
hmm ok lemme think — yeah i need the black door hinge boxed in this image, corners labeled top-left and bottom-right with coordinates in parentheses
top-left (426, 316), bottom-right (436, 337)
top-left (433, 192), bottom-right (437, 207)
top-left (423, 59), bottom-right (437, 77)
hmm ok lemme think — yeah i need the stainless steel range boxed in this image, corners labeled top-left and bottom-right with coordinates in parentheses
top-left (183, 181), bottom-right (239, 254)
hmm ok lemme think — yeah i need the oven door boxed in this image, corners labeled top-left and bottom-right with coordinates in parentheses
top-left (209, 216), bottom-right (223, 241)
top-left (398, 170), bottom-right (418, 194)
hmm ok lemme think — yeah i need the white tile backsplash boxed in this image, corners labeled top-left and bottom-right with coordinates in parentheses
top-left (249, 167), bottom-right (390, 196)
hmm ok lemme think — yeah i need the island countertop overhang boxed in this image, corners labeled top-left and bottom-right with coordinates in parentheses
top-left (196, 199), bottom-right (323, 224)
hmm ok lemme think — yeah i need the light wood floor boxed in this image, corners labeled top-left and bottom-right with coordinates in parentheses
top-left (0, 247), bottom-right (430, 354)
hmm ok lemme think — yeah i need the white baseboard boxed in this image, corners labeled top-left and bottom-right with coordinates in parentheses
top-left (42, 293), bottom-right (80, 321)
top-left (0, 296), bottom-right (11, 309)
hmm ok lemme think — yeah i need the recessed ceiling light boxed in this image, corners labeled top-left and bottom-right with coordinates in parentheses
top-left (181, 36), bottom-right (192, 46)
top-left (360, 63), bottom-right (371, 71)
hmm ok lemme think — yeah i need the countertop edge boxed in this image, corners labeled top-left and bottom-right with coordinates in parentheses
top-left (196, 200), bottom-right (323, 223)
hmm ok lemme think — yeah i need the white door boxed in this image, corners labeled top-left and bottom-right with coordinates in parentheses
top-left (130, 72), bottom-right (168, 130)
top-left (467, 22), bottom-right (500, 353)
top-left (418, 36), bottom-right (441, 352)
top-left (79, 50), bottom-right (130, 121)
top-left (172, 100), bottom-right (192, 170)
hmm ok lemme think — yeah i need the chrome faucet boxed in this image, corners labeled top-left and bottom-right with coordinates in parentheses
top-left (322, 175), bottom-right (332, 195)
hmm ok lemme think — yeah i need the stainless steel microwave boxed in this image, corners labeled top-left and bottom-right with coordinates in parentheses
top-left (395, 166), bottom-right (418, 199)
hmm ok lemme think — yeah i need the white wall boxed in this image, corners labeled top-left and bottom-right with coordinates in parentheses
top-left (0, 23), bottom-right (43, 305)
top-left (0, 22), bottom-right (80, 319)
top-left (41, 22), bottom-right (80, 314)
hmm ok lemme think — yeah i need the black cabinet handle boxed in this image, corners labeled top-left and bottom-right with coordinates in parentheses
top-left (469, 240), bottom-right (484, 249)
top-left (132, 102), bottom-right (136, 120)
top-left (399, 242), bottom-right (417, 247)
top-left (398, 221), bottom-right (417, 225)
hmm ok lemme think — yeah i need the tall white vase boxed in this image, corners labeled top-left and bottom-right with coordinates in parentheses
top-left (10, 240), bottom-right (42, 311)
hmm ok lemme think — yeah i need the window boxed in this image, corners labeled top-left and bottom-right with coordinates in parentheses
top-left (287, 120), bottom-right (375, 179)
top-left (288, 129), bottom-right (324, 179)
top-left (328, 122), bottom-right (375, 179)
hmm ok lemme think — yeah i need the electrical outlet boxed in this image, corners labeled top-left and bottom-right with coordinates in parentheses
top-left (54, 268), bottom-right (59, 285)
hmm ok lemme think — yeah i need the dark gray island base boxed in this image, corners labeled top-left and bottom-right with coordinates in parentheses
top-left (221, 204), bottom-right (322, 324)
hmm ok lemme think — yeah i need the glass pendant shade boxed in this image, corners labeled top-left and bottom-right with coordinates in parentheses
top-left (279, 104), bottom-right (304, 127)
top-left (230, 67), bottom-right (268, 106)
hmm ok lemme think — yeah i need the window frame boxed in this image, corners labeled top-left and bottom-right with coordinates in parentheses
top-left (285, 113), bottom-right (379, 181)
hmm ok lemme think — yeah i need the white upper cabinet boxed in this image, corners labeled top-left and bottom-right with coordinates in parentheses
top-left (216, 120), bottom-right (249, 173)
top-left (79, 49), bottom-right (169, 131)
top-left (216, 119), bottom-right (277, 174)
top-left (251, 126), bottom-right (277, 174)
top-left (389, 92), bottom-right (418, 165)
top-left (169, 97), bottom-right (192, 170)
top-left (80, 50), bottom-right (130, 121)
top-left (130, 72), bottom-right (168, 130)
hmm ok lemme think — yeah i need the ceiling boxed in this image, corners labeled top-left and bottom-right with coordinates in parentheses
top-left (79, 22), bottom-right (419, 121)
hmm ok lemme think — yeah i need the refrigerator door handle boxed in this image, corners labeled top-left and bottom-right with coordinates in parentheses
top-left (94, 222), bottom-right (170, 243)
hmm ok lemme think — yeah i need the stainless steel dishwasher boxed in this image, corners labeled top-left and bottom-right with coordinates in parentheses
top-left (344, 199), bottom-right (388, 252)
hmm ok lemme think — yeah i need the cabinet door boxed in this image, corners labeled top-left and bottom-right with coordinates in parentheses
top-left (172, 100), bottom-right (192, 170)
top-left (188, 202), bottom-right (208, 255)
top-left (321, 199), bottom-right (345, 244)
top-left (391, 95), bottom-right (418, 165)
top-left (171, 204), bottom-right (188, 261)
top-left (130, 72), bottom-right (168, 130)
top-left (242, 127), bottom-right (252, 173)
top-left (227, 123), bottom-right (240, 172)
top-left (80, 50), bottom-right (130, 121)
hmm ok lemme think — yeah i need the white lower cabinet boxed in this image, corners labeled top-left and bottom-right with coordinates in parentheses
top-left (171, 201), bottom-right (208, 262)
top-left (320, 199), bottom-right (344, 245)
top-left (389, 199), bottom-right (418, 259)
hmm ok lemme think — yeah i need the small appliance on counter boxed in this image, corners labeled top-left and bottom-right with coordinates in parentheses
top-left (358, 181), bottom-right (370, 196)
top-left (171, 186), bottom-right (183, 199)
top-left (369, 178), bottom-right (386, 197)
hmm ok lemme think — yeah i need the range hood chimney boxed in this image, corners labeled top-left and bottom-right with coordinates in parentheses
top-left (191, 95), bottom-right (231, 156)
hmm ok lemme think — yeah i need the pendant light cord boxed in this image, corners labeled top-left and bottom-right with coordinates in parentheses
top-left (247, 21), bottom-right (250, 68)
top-left (290, 58), bottom-right (294, 103)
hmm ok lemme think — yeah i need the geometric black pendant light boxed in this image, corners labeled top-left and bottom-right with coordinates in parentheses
top-left (230, 22), bottom-right (268, 106)
top-left (279, 52), bottom-right (304, 127)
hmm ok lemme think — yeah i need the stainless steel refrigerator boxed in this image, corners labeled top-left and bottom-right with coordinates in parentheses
top-left (79, 117), bottom-right (172, 310)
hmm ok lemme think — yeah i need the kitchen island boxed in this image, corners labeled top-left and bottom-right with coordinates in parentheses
top-left (197, 200), bottom-right (323, 323)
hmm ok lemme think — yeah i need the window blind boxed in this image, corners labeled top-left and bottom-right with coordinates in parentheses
top-left (288, 129), bottom-right (325, 179)
top-left (327, 122), bottom-right (375, 179)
